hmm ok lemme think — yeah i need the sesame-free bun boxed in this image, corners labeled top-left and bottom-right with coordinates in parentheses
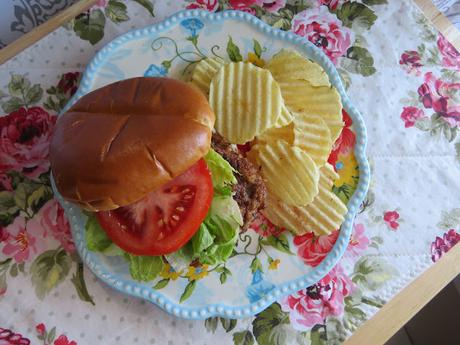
top-left (50, 77), bottom-right (215, 211)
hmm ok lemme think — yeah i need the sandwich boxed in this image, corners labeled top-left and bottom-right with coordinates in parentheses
top-left (50, 77), bottom-right (266, 277)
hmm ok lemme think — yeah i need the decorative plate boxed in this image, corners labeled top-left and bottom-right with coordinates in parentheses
top-left (53, 9), bottom-right (370, 320)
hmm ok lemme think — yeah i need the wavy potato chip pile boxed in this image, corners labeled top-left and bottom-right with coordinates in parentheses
top-left (195, 48), bottom-right (347, 235)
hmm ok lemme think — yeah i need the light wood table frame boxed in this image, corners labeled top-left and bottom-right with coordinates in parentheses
top-left (1, 1), bottom-right (459, 344)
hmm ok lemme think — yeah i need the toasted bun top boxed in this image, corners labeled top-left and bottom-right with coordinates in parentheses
top-left (50, 77), bottom-right (215, 211)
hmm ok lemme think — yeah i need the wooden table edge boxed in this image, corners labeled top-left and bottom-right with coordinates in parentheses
top-left (344, 243), bottom-right (460, 345)
top-left (1, 1), bottom-right (460, 344)
top-left (0, 0), bottom-right (97, 65)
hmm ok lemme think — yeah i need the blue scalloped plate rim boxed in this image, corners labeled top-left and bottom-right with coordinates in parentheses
top-left (53, 9), bottom-right (370, 320)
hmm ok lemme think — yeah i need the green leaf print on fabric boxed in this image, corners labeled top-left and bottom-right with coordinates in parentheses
top-left (30, 249), bottom-right (72, 299)
top-left (352, 256), bottom-right (397, 291)
top-left (1, 97), bottom-right (24, 113)
top-left (105, 0), bottom-right (129, 23)
top-left (205, 317), bottom-right (219, 333)
top-left (14, 180), bottom-right (53, 219)
top-left (342, 296), bottom-right (367, 331)
top-left (1, 74), bottom-right (44, 112)
top-left (220, 318), bottom-right (237, 332)
top-left (133, 0), bottom-right (155, 17)
top-left (8, 75), bottom-right (31, 97)
top-left (233, 330), bottom-right (255, 345)
top-left (9, 263), bottom-right (18, 277)
top-left (437, 208), bottom-right (460, 230)
top-left (252, 303), bottom-right (290, 345)
top-left (341, 46), bottom-right (376, 76)
top-left (71, 261), bottom-right (95, 305)
top-left (336, 3), bottom-right (377, 30)
top-left (46, 327), bottom-right (56, 344)
top-left (363, 0), bottom-right (388, 5)
top-left (0, 258), bottom-right (11, 294)
top-left (74, 9), bottom-right (106, 45)
top-left (25, 85), bottom-right (43, 105)
top-left (456, 142), bottom-right (460, 162)
top-left (325, 318), bottom-right (348, 345)
top-left (0, 191), bottom-right (19, 227)
top-left (310, 324), bottom-right (327, 345)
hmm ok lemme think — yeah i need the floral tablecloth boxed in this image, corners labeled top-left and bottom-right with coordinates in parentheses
top-left (1, 1), bottom-right (460, 344)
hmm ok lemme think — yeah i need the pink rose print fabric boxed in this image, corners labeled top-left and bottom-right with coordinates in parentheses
top-left (0, 107), bottom-right (56, 179)
top-left (437, 34), bottom-right (460, 70)
top-left (431, 229), bottom-right (460, 262)
top-left (347, 223), bottom-right (370, 256)
top-left (1, 217), bottom-right (47, 263)
top-left (399, 50), bottom-right (423, 75)
top-left (318, 0), bottom-right (343, 10)
top-left (281, 265), bottom-right (354, 330)
top-left (418, 72), bottom-right (460, 128)
top-left (400, 106), bottom-right (426, 128)
top-left (34, 200), bottom-right (75, 253)
top-left (291, 5), bottom-right (353, 64)
top-left (186, 0), bottom-right (219, 11)
top-left (399, 28), bottom-right (460, 144)
top-left (228, 0), bottom-right (258, 14)
top-left (384, 211), bottom-right (400, 231)
top-left (256, 0), bottom-right (286, 13)
top-left (0, 327), bottom-right (30, 345)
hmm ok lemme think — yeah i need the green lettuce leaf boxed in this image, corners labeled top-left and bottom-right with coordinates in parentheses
top-left (85, 214), bottom-right (112, 252)
top-left (102, 243), bottom-right (125, 256)
top-left (190, 196), bottom-right (242, 265)
top-left (124, 254), bottom-right (164, 282)
top-left (192, 223), bottom-right (215, 254)
top-left (209, 196), bottom-right (243, 228)
top-left (204, 148), bottom-right (237, 195)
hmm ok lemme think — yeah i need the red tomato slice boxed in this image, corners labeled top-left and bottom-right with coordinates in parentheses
top-left (96, 159), bottom-right (213, 256)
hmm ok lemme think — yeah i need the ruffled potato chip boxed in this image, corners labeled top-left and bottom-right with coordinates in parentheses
top-left (278, 79), bottom-right (344, 142)
top-left (276, 104), bottom-right (294, 127)
top-left (209, 62), bottom-right (284, 144)
top-left (266, 49), bottom-right (330, 87)
top-left (253, 140), bottom-right (319, 206)
top-left (191, 57), bottom-right (225, 94)
top-left (293, 112), bottom-right (333, 167)
top-left (257, 122), bottom-right (295, 145)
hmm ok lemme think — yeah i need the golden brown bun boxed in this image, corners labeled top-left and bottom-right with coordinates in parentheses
top-left (50, 77), bottom-right (215, 211)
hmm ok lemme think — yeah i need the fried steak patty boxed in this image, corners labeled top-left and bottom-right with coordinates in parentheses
top-left (211, 132), bottom-right (267, 230)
